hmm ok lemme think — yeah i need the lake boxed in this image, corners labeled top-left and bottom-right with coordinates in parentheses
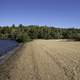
top-left (0, 40), bottom-right (19, 57)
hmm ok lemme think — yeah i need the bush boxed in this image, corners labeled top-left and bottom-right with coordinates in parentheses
top-left (74, 33), bottom-right (80, 41)
top-left (16, 32), bottom-right (31, 43)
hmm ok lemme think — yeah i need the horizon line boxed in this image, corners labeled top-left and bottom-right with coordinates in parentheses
top-left (0, 24), bottom-right (80, 29)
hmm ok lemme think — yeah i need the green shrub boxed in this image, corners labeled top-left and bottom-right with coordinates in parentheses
top-left (16, 32), bottom-right (31, 43)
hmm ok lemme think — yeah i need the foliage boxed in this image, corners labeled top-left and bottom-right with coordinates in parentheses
top-left (16, 32), bottom-right (31, 43)
top-left (0, 25), bottom-right (80, 42)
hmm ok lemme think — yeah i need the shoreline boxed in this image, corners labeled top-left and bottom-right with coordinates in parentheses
top-left (0, 43), bottom-right (23, 65)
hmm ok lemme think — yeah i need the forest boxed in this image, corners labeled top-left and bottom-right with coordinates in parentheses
top-left (0, 24), bottom-right (80, 42)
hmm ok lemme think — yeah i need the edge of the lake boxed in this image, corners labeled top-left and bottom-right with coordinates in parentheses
top-left (0, 43), bottom-right (23, 64)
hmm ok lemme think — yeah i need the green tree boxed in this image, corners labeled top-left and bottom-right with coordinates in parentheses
top-left (16, 32), bottom-right (31, 43)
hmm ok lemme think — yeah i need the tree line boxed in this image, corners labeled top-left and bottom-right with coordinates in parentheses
top-left (0, 24), bottom-right (80, 42)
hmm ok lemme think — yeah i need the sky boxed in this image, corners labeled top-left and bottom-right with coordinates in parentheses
top-left (0, 0), bottom-right (80, 28)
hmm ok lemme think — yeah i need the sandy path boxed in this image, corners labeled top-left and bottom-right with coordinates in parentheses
top-left (0, 40), bottom-right (80, 80)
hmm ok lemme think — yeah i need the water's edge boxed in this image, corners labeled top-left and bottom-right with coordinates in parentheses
top-left (0, 43), bottom-right (23, 64)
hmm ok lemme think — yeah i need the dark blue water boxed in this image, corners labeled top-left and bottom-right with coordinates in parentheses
top-left (0, 40), bottom-right (19, 57)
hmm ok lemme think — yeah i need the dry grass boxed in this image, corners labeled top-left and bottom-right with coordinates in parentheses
top-left (0, 40), bottom-right (80, 80)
